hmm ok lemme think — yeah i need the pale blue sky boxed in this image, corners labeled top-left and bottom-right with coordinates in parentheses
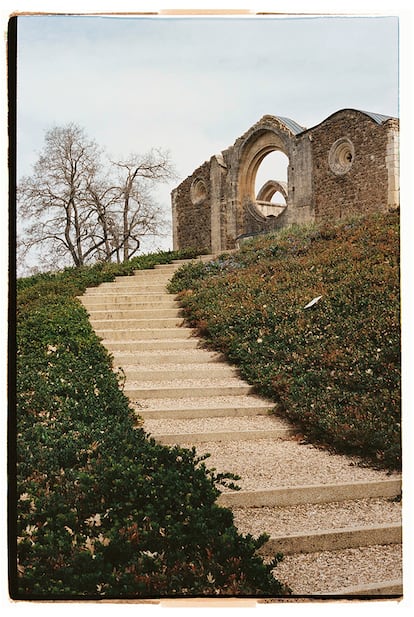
top-left (16, 13), bottom-right (399, 253)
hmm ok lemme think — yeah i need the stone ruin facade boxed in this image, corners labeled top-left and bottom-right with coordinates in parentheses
top-left (171, 109), bottom-right (399, 253)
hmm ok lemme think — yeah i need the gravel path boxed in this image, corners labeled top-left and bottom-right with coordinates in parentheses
top-left (85, 264), bottom-right (403, 596)
top-left (177, 438), bottom-right (399, 491)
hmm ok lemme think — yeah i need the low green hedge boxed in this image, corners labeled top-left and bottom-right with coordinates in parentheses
top-left (14, 251), bottom-right (288, 599)
top-left (169, 212), bottom-right (401, 470)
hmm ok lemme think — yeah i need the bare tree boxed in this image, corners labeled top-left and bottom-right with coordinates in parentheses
top-left (110, 149), bottom-right (176, 262)
top-left (17, 125), bottom-right (176, 273)
top-left (18, 124), bottom-right (105, 270)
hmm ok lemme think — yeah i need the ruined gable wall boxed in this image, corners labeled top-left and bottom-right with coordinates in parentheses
top-left (309, 110), bottom-right (392, 223)
top-left (171, 110), bottom-right (399, 253)
top-left (171, 160), bottom-right (212, 252)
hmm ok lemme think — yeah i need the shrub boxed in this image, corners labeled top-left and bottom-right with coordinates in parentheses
top-left (169, 212), bottom-right (401, 469)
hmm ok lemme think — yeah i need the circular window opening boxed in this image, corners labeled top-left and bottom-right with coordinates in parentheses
top-left (328, 138), bottom-right (355, 175)
top-left (190, 178), bottom-right (207, 205)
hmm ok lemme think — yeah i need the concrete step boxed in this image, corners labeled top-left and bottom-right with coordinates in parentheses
top-left (142, 412), bottom-right (288, 434)
top-left (124, 270), bottom-right (175, 277)
top-left (86, 308), bottom-right (183, 320)
top-left (81, 293), bottom-right (176, 304)
top-left (231, 491), bottom-right (402, 595)
top-left (103, 339), bottom-right (201, 351)
top-left (97, 328), bottom-right (196, 341)
top-left (153, 256), bottom-right (215, 268)
top-left (180, 438), bottom-right (401, 493)
top-left (231, 495), bottom-right (402, 540)
top-left (137, 406), bottom-right (273, 419)
top-left (110, 350), bottom-right (224, 365)
top-left (324, 578), bottom-right (403, 597)
top-left (91, 317), bottom-right (186, 330)
top-left (134, 399), bottom-right (273, 419)
top-left (217, 478), bottom-right (402, 508)
top-left (272, 544), bottom-right (402, 596)
top-left (260, 523), bottom-right (402, 557)
top-left (110, 274), bottom-right (173, 282)
top-left (81, 298), bottom-right (179, 310)
top-left (125, 384), bottom-right (254, 400)
top-left (121, 365), bottom-right (239, 381)
top-left (85, 284), bottom-right (169, 294)
top-left (152, 428), bottom-right (295, 445)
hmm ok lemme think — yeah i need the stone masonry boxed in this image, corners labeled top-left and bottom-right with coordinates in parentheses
top-left (171, 109), bottom-right (399, 253)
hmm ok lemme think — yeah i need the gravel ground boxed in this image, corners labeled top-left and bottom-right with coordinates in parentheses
top-left (271, 545), bottom-right (403, 595)
top-left (143, 414), bottom-right (292, 435)
top-left (177, 439), bottom-right (400, 491)
top-left (232, 498), bottom-right (402, 537)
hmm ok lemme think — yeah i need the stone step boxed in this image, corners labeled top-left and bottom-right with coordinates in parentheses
top-left (180, 438), bottom-right (401, 493)
top-left (125, 384), bottom-right (254, 400)
top-left (86, 308), bottom-right (183, 320)
top-left (121, 365), bottom-right (238, 381)
top-left (324, 578), bottom-right (403, 597)
top-left (111, 274), bottom-right (173, 282)
top-left (85, 284), bottom-right (169, 294)
top-left (81, 298), bottom-right (179, 310)
top-left (135, 402), bottom-right (273, 419)
top-left (123, 271), bottom-right (175, 279)
top-left (103, 339), bottom-right (201, 351)
top-left (81, 293), bottom-right (177, 304)
top-left (153, 256), bottom-right (215, 268)
top-left (272, 544), bottom-right (402, 596)
top-left (229, 492), bottom-right (402, 595)
top-left (260, 523), bottom-right (402, 557)
top-left (142, 412), bottom-right (287, 434)
top-left (130, 274), bottom-right (176, 282)
top-left (98, 328), bottom-right (196, 341)
top-left (91, 317), bottom-right (186, 330)
top-left (151, 265), bottom-right (186, 272)
top-left (152, 428), bottom-right (295, 445)
top-left (110, 350), bottom-right (224, 365)
top-left (217, 478), bottom-right (402, 508)
top-left (133, 394), bottom-right (272, 413)
top-left (231, 495), bottom-right (401, 538)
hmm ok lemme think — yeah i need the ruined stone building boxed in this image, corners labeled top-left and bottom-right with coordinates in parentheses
top-left (171, 109), bottom-right (399, 253)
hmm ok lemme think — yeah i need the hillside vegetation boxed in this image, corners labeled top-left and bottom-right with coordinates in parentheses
top-left (169, 211), bottom-right (401, 470)
top-left (14, 250), bottom-right (288, 599)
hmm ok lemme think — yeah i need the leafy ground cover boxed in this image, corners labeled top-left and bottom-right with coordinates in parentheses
top-left (169, 211), bottom-right (401, 470)
top-left (13, 250), bottom-right (288, 599)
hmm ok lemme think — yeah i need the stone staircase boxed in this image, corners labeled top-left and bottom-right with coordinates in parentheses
top-left (80, 257), bottom-right (403, 598)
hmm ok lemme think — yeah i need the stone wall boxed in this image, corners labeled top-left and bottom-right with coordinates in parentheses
top-left (172, 109), bottom-right (399, 252)
top-left (307, 110), bottom-right (398, 223)
top-left (171, 159), bottom-right (212, 252)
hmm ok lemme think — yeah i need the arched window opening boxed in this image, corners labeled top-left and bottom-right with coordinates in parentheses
top-left (254, 150), bottom-right (289, 203)
top-left (271, 190), bottom-right (286, 206)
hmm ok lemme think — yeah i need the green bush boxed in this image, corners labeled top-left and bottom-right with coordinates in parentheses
top-left (169, 212), bottom-right (401, 470)
top-left (14, 251), bottom-right (288, 599)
